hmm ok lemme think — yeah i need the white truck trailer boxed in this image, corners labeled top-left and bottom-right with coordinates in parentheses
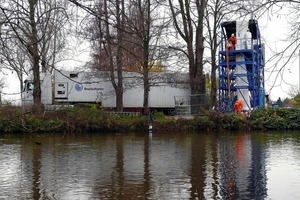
top-left (22, 70), bottom-right (191, 114)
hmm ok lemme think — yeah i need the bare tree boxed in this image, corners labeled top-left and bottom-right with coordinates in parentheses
top-left (0, 0), bottom-right (68, 110)
top-left (70, 0), bottom-right (169, 114)
top-left (205, 0), bottom-right (224, 108)
top-left (169, 0), bottom-right (207, 113)
top-left (69, 0), bottom-right (126, 112)
top-left (130, 0), bottom-right (152, 114)
top-left (98, 0), bottom-right (125, 112)
top-left (0, 35), bottom-right (29, 93)
top-left (115, 0), bottom-right (125, 111)
top-left (122, 0), bottom-right (172, 114)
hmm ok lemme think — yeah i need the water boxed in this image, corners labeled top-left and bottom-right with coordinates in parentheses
top-left (1, 131), bottom-right (300, 199)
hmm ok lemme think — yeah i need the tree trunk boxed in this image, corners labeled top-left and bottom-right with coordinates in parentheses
top-left (206, 0), bottom-right (222, 109)
top-left (115, 0), bottom-right (124, 112)
top-left (143, 68), bottom-right (150, 114)
top-left (29, 0), bottom-right (42, 111)
top-left (140, 0), bottom-right (151, 115)
top-left (169, 0), bottom-right (207, 114)
top-left (210, 40), bottom-right (218, 109)
top-left (103, 0), bottom-right (123, 112)
top-left (190, 0), bottom-right (207, 114)
top-left (210, 61), bottom-right (218, 109)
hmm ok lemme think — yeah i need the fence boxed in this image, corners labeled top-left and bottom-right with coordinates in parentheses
top-left (174, 94), bottom-right (209, 115)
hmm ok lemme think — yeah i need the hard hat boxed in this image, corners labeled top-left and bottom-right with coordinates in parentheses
top-left (231, 33), bottom-right (234, 37)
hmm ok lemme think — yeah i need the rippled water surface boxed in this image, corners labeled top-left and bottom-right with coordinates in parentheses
top-left (1, 131), bottom-right (300, 199)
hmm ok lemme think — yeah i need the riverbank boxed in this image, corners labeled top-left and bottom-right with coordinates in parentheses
top-left (1, 105), bottom-right (300, 133)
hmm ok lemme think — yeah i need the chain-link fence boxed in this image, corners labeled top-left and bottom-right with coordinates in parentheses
top-left (174, 94), bottom-right (209, 115)
top-left (174, 95), bottom-right (191, 115)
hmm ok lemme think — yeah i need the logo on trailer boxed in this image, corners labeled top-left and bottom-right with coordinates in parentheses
top-left (75, 83), bottom-right (83, 91)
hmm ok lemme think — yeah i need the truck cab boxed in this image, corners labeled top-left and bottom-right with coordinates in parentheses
top-left (22, 72), bottom-right (53, 106)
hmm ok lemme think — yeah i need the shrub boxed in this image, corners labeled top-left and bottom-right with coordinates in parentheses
top-left (2, 105), bottom-right (300, 133)
top-left (249, 107), bottom-right (300, 130)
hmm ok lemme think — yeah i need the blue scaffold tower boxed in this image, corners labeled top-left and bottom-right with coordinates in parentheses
top-left (218, 19), bottom-right (265, 112)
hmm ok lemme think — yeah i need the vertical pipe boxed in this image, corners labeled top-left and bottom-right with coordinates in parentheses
top-left (236, 20), bottom-right (251, 111)
top-left (226, 47), bottom-right (231, 99)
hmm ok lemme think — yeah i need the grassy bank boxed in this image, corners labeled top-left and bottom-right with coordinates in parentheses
top-left (1, 105), bottom-right (300, 133)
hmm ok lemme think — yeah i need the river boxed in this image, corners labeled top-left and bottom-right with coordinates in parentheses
top-left (0, 130), bottom-right (300, 199)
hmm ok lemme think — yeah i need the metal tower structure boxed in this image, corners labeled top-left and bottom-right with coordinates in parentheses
top-left (218, 19), bottom-right (265, 112)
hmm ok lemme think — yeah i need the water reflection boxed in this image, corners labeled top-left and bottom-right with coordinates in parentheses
top-left (222, 133), bottom-right (267, 199)
top-left (0, 131), bottom-right (300, 199)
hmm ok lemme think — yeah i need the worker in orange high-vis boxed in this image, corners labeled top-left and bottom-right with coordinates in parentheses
top-left (228, 33), bottom-right (237, 50)
top-left (234, 99), bottom-right (244, 113)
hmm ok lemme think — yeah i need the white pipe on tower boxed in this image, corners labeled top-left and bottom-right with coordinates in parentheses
top-left (236, 20), bottom-right (251, 111)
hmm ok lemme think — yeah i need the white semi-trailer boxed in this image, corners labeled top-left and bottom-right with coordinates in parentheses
top-left (22, 70), bottom-right (191, 114)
